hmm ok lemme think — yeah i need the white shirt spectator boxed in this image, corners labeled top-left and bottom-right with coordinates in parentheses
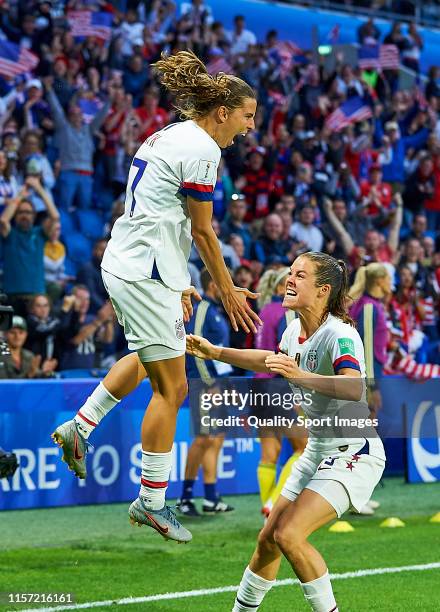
top-left (228, 22), bottom-right (257, 55)
top-left (118, 20), bottom-right (145, 56)
top-left (290, 221), bottom-right (324, 252)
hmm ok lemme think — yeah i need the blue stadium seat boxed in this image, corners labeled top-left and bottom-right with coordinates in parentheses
top-left (59, 208), bottom-right (76, 238)
top-left (64, 256), bottom-right (78, 278)
top-left (64, 232), bottom-right (93, 264)
top-left (75, 209), bottom-right (105, 241)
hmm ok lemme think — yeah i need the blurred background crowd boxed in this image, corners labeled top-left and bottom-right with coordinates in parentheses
top-left (1, 0), bottom-right (440, 379)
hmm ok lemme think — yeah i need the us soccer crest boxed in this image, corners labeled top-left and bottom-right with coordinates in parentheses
top-left (175, 318), bottom-right (185, 340)
top-left (306, 350), bottom-right (318, 372)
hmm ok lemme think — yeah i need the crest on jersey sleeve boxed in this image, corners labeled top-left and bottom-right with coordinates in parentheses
top-left (306, 349), bottom-right (318, 372)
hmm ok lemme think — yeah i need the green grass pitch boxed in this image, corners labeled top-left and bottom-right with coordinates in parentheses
top-left (1, 477), bottom-right (440, 611)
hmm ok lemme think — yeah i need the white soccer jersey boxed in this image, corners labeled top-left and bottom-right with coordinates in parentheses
top-left (101, 120), bottom-right (221, 291)
top-left (279, 313), bottom-right (385, 458)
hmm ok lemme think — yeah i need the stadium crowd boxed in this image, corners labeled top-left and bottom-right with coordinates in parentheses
top-left (1, 0), bottom-right (440, 379)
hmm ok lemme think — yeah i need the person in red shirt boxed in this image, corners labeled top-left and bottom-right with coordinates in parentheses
top-left (360, 163), bottom-right (393, 216)
top-left (134, 88), bottom-right (169, 141)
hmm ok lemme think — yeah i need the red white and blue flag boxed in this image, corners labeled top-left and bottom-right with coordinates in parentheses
top-left (269, 41), bottom-right (304, 77)
top-left (68, 11), bottom-right (113, 41)
top-left (0, 40), bottom-right (39, 78)
top-left (325, 96), bottom-right (372, 132)
top-left (206, 56), bottom-right (234, 76)
top-left (78, 98), bottom-right (103, 124)
top-left (358, 44), bottom-right (399, 70)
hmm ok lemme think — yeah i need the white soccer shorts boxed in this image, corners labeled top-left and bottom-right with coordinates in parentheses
top-left (101, 269), bottom-right (185, 362)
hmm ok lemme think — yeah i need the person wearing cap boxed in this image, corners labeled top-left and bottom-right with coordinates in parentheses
top-left (0, 315), bottom-right (57, 379)
top-left (20, 79), bottom-right (52, 134)
top-left (373, 114), bottom-right (431, 189)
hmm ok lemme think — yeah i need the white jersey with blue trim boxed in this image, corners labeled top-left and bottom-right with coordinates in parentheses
top-left (102, 120), bottom-right (221, 291)
top-left (279, 313), bottom-right (385, 458)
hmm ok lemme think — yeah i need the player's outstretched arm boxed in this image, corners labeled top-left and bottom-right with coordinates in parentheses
top-left (186, 334), bottom-right (272, 373)
top-left (187, 196), bottom-right (262, 334)
top-left (265, 354), bottom-right (364, 401)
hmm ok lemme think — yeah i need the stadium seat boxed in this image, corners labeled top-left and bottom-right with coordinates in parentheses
top-left (75, 209), bottom-right (105, 240)
top-left (64, 232), bottom-right (93, 264)
top-left (63, 256), bottom-right (78, 278)
top-left (59, 208), bottom-right (76, 238)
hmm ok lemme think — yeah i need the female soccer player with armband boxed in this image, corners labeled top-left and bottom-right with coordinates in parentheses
top-left (52, 51), bottom-right (261, 544)
top-left (186, 252), bottom-right (386, 611)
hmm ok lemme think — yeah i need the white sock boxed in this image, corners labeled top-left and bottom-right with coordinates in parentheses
top-left (140, 450), bottom-right (172, 510)
top-left (301, 570), bottom-right (338, 612)
top-left (74, 382), bottom-right (120, 439)
top-left (232, 566), bottom-right (275, 611)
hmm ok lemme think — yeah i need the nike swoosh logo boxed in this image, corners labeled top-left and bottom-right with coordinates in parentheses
top-left (74, 432), bottom-right (84, 460)
top-left (145, 513), bottom-right (169, 534)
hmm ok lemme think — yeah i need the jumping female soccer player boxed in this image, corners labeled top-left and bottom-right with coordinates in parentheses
top-left (187, 252), bottom-right (386, 610)
top-left (52, 51), bottom-right (261, 543)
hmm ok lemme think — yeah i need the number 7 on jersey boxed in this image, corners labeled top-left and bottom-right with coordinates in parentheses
top-left (129, 157), bottom-right (148, 217)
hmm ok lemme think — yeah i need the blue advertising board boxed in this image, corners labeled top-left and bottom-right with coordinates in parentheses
top-left (405, 397), bottom-right (440, 483)
top-left (1, 376), bottom-right (438, 510)
top-left (0, 380), bottom-right (260, 511)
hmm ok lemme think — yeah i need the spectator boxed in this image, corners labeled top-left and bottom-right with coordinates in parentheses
top-left (228, 15), bottom-right (257, 56)
top-left (289, 205), bottom-right (324, 252)
top-left (357, 17), bottom-right (381, 45)
top-left (359, 163), bottom-right (393, 217)
top-left (44, 76), bottom-right (111, 211)
top-left (76, 239), bottom-right (108, 314)
top-left (0, 148), bottom-right (18, 215)
top-left (0, 179), bottom-right (59, 316)
top-left (134, 87), bottom-right (169, 141)
top-left (0, 315), bottom-right (57, 379)
top-left (252, 213), bottom-right (297, 266)
top-left (238, 147), bottom-right (271, 221)
top-left (220, 195), bottom-right (253, 259)
top-left (25, 294), bottom-right (61, 364)
top-left (58, 287), bottom-right (114, 371)
top-left (44, 219), bottom-right (67, 302)
top-left (374, 119), bottom-right (430, 190)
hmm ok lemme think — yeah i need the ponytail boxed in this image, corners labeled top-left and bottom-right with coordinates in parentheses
top-left (302, 252), bottom-right (354, 326)
top-left (152, 51), bottom-right (255, 120)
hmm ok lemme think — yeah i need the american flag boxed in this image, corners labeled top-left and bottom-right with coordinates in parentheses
top-left (0, 40), bottom-right (39, 78)
top-left (78, 97), bottom-right (103, 124)
top-left (67, 11), bottom-right (113, 41)
top-left (269, 41), bottom-right (303, 77)
top-left (358, 44), bottom-right (399, 70)
top-left (325, 96), bottom-right (372, 132)
top-left (206, 56), bottom-right (234, 76)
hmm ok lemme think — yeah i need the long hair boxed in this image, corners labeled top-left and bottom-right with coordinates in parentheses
top-left (302, 252), bottom-right (354, 326)
top-left (348, 263), bottom-right (388, 302)
top-left (256, 267), bottom-right (290, 310)
top-left (152, 50), bottom-right (255, 120)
